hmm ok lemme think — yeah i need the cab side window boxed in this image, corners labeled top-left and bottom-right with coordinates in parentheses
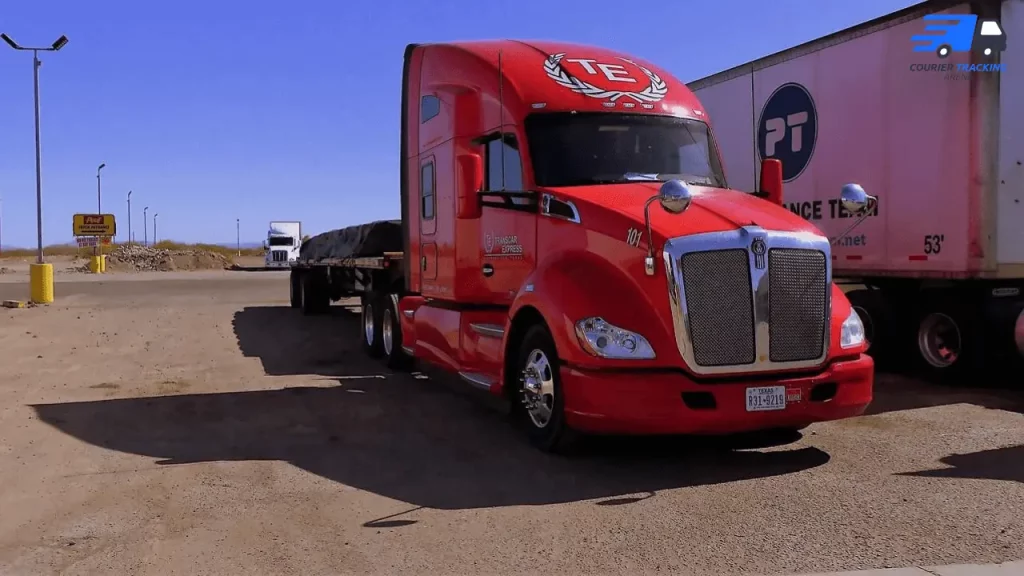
top-left (421, 95), bottom-right (440, 124)
top-left (421, 162), bottom-right (435, 220)
top-left (485, 134), bottom-right (529, 205)
top-left (485, 134), bottom-right (523, 191)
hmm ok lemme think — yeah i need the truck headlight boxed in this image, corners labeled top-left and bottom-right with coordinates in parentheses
top-left (840, 309), bottom-right (866, 349)
top-left (574, 317), bottom-right (655, 360)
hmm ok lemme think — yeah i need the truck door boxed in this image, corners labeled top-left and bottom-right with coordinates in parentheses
top-left (477, 132), bottom-right (536, 305)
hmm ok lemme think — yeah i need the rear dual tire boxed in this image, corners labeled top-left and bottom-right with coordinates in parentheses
top-left (301, 270), bottom-right (330, 315)
top-left (289, 271), bottom-right (302, 309)
top-left (362, 291), bottom-right (413, 370)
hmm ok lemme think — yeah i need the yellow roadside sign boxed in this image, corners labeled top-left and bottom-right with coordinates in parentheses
top-left (73, 214), bottom-right (116, 237)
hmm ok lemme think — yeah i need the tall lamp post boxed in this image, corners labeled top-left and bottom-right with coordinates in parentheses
top-left (96, 163), bottom-right (105, 213)
top-left (144, 206), bottom-right (148, 246)
top-left (153, 213), bottom-right (159, 244)
top-left (94, 163), bottom-right (105, 264)
top-left (0, 196), bottom-right (4, 257)
top-left (236, 218), bottom-right (240, 257)
top-left (1, 32), bottom-right (69, 303)
top-left (127, 190), bottom-right (132, 246)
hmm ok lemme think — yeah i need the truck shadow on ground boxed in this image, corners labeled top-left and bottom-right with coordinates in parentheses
top-left (29, 382), bottom-right (830, 511)
top-left (231, 302), bottom-right (366, 377)
top-left (898, 444), bottom-right (1024, 484)
top-left (29, 304), bottom-right (833, 511)
top-left (866, 372), bottom-right (1024, 417)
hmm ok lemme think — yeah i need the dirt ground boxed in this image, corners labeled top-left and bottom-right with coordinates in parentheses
top-left (0, 255), bottom-right (267, 278)
top-left (0, 272), bottom-right (1022, 576)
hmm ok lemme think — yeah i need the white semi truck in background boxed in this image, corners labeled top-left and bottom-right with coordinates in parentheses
top-left (688, 0), bottom-right (1024, 382)
top-left (265, 221), bottom-right (302, 269)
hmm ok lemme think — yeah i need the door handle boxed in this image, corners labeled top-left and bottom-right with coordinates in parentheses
top-left (482, 263), bottom-right (494, 277)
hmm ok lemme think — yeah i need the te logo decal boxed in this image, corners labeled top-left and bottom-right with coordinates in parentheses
top-left (757, 82), bottom-right (817, 182)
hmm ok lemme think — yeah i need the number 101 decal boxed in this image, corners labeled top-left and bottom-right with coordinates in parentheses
top-left (626, 227), bottom-right (642, 247)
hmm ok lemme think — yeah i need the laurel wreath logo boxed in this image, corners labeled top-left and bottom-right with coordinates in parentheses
top-left (543, 53), bottom-right (668, 103)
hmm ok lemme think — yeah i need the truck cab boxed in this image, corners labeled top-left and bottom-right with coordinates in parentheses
top-left (376, 40), bottom-right (877, 452)
top-left (265, 221), bottom-right (301, 269)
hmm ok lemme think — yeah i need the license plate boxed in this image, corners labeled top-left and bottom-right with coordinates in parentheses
top-left (745, 386), bottom-right (786, 412)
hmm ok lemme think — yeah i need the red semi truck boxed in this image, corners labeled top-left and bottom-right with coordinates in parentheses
top-left (290, 40), bottom-right (876, 452)
top-left (687, 0), bottom-right (1024, 382)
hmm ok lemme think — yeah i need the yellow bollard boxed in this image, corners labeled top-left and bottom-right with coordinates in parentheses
top-left (29, 263), bottom-right (54, 304)
top-left (89, 255), bottom-right (103, 274)
top-left (99, 255), bottom-right (106, 273)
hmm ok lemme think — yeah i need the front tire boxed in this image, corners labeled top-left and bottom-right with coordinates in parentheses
top-left (514, 324), bottom-right (578, 453)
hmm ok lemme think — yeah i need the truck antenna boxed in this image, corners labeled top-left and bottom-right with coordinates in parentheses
top-left (498, 49), bottom-right (506, 191)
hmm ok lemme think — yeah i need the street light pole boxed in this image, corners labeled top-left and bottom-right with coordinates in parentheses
top-left (1, 33), bottom-right (68, 267)
top-left (143, 206), bottom-right (148, 246)
top-left (96, 163), bottom-right (105, 214)
top-left (94, 163), bottom-right (105, 259)
top-left (127, 190), bottom-right (132, 247)
top-left (0, 196), bottom-right (3, 257)
top-left (236, 218), bottom-right (240, 257)
top-left (153, 213), bottom-right (158, 244)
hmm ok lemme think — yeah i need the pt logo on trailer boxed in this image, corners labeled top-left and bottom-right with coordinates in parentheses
top-left (757, 82), bottom-right (817, 182)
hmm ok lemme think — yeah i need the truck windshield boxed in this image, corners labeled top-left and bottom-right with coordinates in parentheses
top-left (268, 237), bottom-right (294, 247)
top-left (524, 112), bottom-right (727, 189)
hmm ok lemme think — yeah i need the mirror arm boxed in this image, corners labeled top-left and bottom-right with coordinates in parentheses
top-left (830, 195), bottom-right (878, 247)
top-left (643, 195), bottom-right (659, 276)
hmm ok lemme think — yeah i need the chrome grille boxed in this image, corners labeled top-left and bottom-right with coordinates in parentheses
top-left (271, 250), bottom-right (288, 262)
top-left (663, 226), bottom-right (832, 376)
top-left (768, 248), bottom-right (829, 362)
top-left (681, 249), bottom-right (755, 366)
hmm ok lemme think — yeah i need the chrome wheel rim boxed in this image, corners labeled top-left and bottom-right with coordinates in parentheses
top-left (917, 312), bottom-right (961, 368)
top-left (363, 303), bottom-right (374, 347)
top-left (383, 308), bottom-right (394, 356)
top-left (521, 348), bottom-right (555, 428)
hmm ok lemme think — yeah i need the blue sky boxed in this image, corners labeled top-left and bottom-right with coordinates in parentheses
top-left (0, 0), bottom-right (920, 247)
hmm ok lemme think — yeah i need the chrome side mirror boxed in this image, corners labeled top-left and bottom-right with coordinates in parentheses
top-left (840, 183), bottom-right (872, 214)
top-left (658, 180), bottom-right (692, 214)
top-left (642, 180), bottom-right (693, 276)
top-left (831, 183), bottom-right (879, 248)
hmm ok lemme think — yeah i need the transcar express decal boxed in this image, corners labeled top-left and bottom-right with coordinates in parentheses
top-left (544, 53), bottom-right (668, 106)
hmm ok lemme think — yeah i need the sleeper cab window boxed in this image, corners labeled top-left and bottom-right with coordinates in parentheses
top-left (421, 95), bottom-right (440, 123)
top-left (421, 162), bottom-right (435, 220)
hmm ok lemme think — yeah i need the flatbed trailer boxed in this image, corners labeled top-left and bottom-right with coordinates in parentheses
top-left (289, 221), bottom-right (407, 318)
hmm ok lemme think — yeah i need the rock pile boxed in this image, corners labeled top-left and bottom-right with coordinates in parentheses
top-left (106, 245), bottom-right (232, 272)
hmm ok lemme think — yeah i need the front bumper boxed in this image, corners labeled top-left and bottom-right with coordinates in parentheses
top-left (265, 260), bottom-right (294, 268)
top-left (561, 354), bottom-right (874, 435)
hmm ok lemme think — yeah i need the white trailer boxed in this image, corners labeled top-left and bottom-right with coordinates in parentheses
top-left (688, 0), bottom-right (1024, 381)
top-left (265, 221), bottom-right (302, 269)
